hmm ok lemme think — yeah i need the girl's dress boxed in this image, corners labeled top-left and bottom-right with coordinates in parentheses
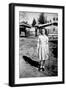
top-left (37, 35), bottom-right (49, 60)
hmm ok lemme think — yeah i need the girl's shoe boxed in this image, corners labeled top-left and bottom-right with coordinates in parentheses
top-left (38, 65), bottom-right (43, 71)
top-left (38, 68), bottom-right (43, 71)
top-left (42, 66), bottom-right (45, 71)
top-left (42, 68), bottom-right (45, 71)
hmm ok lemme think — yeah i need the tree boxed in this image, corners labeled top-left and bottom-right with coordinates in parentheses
top-left (56, 17), bottom-right (58, 21)
top-left (32, 18), bottom-right (36, 27)
top-left (53, 17), bottom-right (55, 21)
top-left (38, 13), bottom-right (46, 24)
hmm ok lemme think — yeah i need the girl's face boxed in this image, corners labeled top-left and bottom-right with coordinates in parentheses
top-left (42, 29), bottom-right (45, 35)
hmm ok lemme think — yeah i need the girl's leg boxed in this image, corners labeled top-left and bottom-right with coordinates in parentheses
top-left (43, 60), bottom-right (45, 66)
top-left (38, 60), bottom-right (43, 71)
top-left (40, 60), bottom-right (43, 68)
top-left (39, 60), bottom-right (45, 71)
top-left (42, 60), bottom-right (45, 71)
top-left (38, 61), bottom-right (41, 70)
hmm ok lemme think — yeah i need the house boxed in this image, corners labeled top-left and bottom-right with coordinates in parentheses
top-left (19, 22), bottom-right (31, 37)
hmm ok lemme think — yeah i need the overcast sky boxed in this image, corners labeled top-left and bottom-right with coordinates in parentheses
top-left (19, 11), bottom-right (58, 24)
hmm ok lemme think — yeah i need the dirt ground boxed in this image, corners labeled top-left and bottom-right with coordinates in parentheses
top-left (19, 37), bottom-right (58, 78)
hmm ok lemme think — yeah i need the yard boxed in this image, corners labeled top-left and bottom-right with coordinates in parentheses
top-left (19, 37), bottom-right (58, 78)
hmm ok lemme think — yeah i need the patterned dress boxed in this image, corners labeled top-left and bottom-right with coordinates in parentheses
top-left (37, 35), bottom-right (49, 60)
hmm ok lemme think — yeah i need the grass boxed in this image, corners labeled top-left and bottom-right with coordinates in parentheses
top-left (19, 37), bottom-right (58, 78)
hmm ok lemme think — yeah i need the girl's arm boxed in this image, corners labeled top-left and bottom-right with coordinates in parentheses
top-left (46, 37), bottom-right (49, 44)
top-left (46, 37), bottom-right (49, 54)
top-left (37, 37), bottom-right (39, 49)
top-left (37, 36), bottom-right (40, 53)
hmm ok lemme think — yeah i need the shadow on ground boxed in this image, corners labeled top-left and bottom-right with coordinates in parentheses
top-left (23, 56), bottom-right (40, 68)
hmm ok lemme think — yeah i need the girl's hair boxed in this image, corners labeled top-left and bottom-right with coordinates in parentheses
top-left (39, 28), bottom-right (48, 36)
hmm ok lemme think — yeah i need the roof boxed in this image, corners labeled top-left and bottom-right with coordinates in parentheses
top-left (35, 21), bottom-right (58, 28)
top-left (20, 22), bottom-right (31, 28)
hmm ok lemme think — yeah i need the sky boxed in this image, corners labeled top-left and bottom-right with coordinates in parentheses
top-left (19, 11), bottom-right (58, 24)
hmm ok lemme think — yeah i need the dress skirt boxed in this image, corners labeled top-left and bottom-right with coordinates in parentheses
top-left (37, 35), bottom-right (49, 61)
top-left (38, 45), bottom-right (49, 60)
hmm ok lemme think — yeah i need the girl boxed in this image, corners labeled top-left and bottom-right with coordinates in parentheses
top-left (37, 28), bottom-right (49, 71)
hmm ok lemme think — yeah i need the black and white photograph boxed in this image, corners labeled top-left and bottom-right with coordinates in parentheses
top-left (9, 3), bottom-right (64, 86)
top-left (19, 11), bottom-right (58, 78)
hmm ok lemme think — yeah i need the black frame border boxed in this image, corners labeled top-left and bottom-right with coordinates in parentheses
top-left (9, 3), bottom-right (65, 87)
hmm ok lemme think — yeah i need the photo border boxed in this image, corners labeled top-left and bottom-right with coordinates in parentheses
top-left (9, 3), bottom-right (65, 87)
